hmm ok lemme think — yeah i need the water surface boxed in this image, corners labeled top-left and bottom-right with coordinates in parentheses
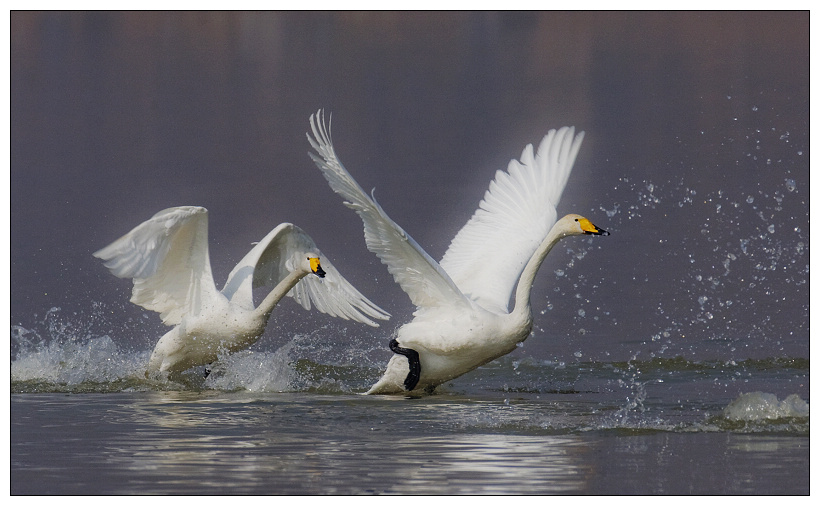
top-left (11, 342), bottom-right (810, 494)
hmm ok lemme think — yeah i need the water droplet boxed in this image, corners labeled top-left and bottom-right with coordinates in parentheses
top-left (767, 224), bottom-right (775, 234)
top-left (785, 178), bottom-right (796, 192)
top-left (746, 195), bottom-right (755, 204)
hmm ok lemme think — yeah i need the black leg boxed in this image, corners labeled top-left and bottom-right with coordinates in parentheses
top-left (389, 339), bottom-right (421, 391)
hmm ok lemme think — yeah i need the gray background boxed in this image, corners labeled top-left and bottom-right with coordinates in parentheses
top-left (10, 11), bottom-right (809, 363)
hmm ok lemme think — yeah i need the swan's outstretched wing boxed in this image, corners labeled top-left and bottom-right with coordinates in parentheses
top-left (93, 206), bottom-right (220, 325)
top-left (307, 110), bottom-right (470, 311)
top-left (439, 127), bottom-right (585, 314)
top-left (221, 222), bottom-right (390, 327)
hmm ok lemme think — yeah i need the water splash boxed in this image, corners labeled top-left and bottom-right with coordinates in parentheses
top-left (584, 165), bottom-right (808, 363)
top-left (204, 344), bottom-right (294, 393)
top-left (723, 392), bottom-right (809, 421)
top-left (11, 306), bottom-right (150, 390)
top-left (10, 306), bottom-right (387, 394)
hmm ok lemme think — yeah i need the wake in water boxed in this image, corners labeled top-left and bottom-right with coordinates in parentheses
top-left (10, 305), bottom-right (808, 437)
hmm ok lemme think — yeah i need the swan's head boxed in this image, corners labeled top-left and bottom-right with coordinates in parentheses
top-left (559, 214), bottom-right (610, 237)
top-left (306, 255), bottom-right (327, 278)
top-left (288, 253), bottom-right (326, 278)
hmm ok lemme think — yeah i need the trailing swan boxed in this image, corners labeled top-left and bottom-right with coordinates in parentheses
top-left (94, 206), bottom-right (389, 379)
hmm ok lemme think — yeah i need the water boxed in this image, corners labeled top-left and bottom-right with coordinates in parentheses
top-left (10, 318), bottom-right (810, 494)
top-left (9, 391), bottom-right (810, 495)
top-left (10, 12), bottom-right (809, 496)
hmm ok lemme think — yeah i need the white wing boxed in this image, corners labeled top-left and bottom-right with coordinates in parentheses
top-left (439, 127), bottom-right (584, 314)
top-left (221, 222), bottom-right (390, 327)
top-left (307, 110), bottom-right (470, 312)
top-left (93, 206), bottom-right (221, 325)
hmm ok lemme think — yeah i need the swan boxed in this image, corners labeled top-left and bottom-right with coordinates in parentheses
top-left (307, 110), bottom-right (609, 394)
top-left (93, 206), bottom-right (389, 379)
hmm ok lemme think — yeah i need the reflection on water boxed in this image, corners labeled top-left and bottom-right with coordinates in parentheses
top-left (11, 392), bottom-right (809, 495)
top-left (369, 435), bottom-right (589, 494)
top-left (110, 431), bottom-right (589, 494)
top-left (97, 392), bottom-right (587, 494)
top-left (21, 391), bottom-right (583, 494)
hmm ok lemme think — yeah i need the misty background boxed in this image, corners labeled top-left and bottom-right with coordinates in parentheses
top-left (10, 11), bottom-right (809, 366)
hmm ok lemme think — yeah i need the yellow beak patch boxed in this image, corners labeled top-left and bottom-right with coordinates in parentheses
top-left (579, 218), bottom-right (609, 236)
top-left (309, 257), bottom-right (326, 278)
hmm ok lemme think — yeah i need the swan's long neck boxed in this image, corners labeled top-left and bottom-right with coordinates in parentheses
top-left (253, 269), bottom-right (309, 320)
top-left (511, 223), bottom-right (567, 321)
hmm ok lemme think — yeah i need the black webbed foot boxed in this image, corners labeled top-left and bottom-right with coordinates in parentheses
top-left (389, 339), bottom-right (421, 391)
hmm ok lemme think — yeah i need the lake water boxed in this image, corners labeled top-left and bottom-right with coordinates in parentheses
top-left (10, 329), bottom-right (810, 495)
top-left (10, 12), bottom-right (809, 496)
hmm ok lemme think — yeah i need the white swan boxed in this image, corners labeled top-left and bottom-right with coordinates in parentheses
top-left (307, 110), bottom-right (608, 394)
top-left (93, 206), bottom-right (389, 379)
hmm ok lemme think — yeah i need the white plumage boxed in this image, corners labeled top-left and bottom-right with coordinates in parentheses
top-left (307, 110), bottom-right (607, 394)
top-left (94, 206), bottom-right (389, 378)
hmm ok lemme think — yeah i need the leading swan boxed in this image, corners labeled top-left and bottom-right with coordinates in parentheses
top-left (307, 110), bottom-right (608, 394)
top-left (94, 206), bottom-right (389, 379)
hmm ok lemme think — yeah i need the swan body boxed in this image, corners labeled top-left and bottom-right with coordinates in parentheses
top-left (93, 206), bottom-right (389, 378)
top-left (307, 111), bottom-right (608, 394)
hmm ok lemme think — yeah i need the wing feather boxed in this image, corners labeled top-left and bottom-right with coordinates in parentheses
top-left (439, 127), bottom-right (584, 313)
top-left (93, 206), bottom-right (220, 325)
top-left (307, 110), bottom-right (470, 311)
top-left (221, 222), bottom-right (390, 326)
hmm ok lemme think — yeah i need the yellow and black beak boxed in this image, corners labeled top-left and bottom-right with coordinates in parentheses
top-left (309, 257), bottom-right (326, 278)
top-left (579, 218), bottom-right (610, 236)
